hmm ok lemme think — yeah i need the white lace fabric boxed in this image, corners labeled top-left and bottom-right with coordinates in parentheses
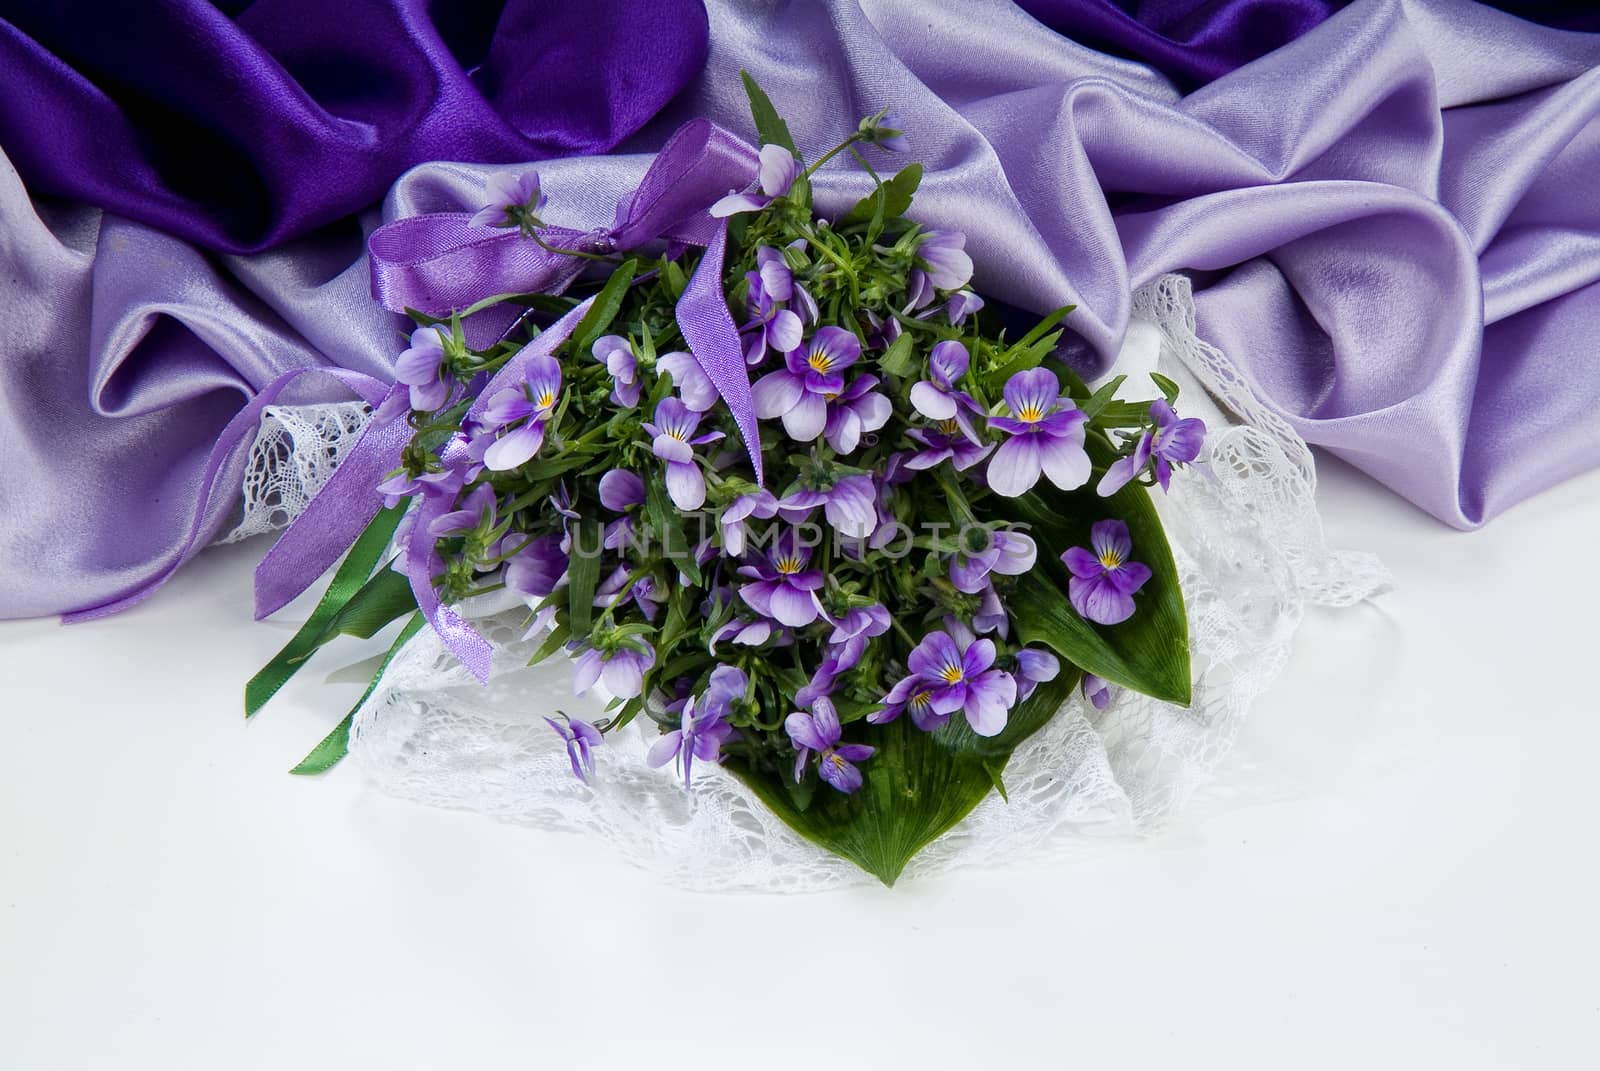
top-left (222, 401), bottom-right (371, 544)
top-left (234, 275), bottom-right (1390, 891)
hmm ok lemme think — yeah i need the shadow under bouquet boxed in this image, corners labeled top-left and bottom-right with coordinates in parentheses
top-left (249, 79), bottom-right (1205, 885)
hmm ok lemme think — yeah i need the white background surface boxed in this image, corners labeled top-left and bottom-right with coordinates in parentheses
top-left (3, 455), bottom-right (1597, 1069)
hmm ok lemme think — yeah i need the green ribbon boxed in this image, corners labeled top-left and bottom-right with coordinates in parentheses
top-left (245, 505), bottom-right (408, 718)
top-left (290, 613), bottom-right (426, 775)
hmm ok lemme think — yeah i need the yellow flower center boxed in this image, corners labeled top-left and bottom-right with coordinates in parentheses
top-left (1099, 549), bottom-right (1124, 570)
top-left (1017, 403), bottom-right (1045, 422)
top-left (666, 428), bottom-right (687, 441)
top-left (910, 690), bottom-right (933, 709)
top-left (776, 555), bottom-right (803, 574)
top-left (939, 665), bottom-right (964, 685)
top-left (808, 352), bottom-right (833, 374)
top-left (938, 419), bottom-right (961, 435)
top-left (827, 753), bottom-right (847, 770)
top-left (537, 389), bottom-right (557, 408)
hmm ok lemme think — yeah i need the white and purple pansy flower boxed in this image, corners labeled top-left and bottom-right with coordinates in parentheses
top-left (571, 640), bottom-right (655, 701)
top-left (737, 529), bottom-right (825, 628)
top-left (1097, 398), bottom-right (1208, 496)
top-left (823, 374), bottom-right (891, 454)
top-left (544, 713), bottom-right (602, 785)
top-left (642, 397), bottom-right (724, 511)
top-left (909, 339), bottom-right (983, 441)
top-left (949, 527), bottom-right (1037, 594)
top-left (393, 324), bottom-right (453, 412)
top-left (872, 621), bottom-right (1017, 737)
top-left (476, 354), bottom-right (562, 472)
top-left (710, 144), bottom-right (801, 217)
top-left (986, 367), bottom-right (1090, 497)
top-left (470, 168), bottom-right (546, 231)
top-left (646, 666), bottom-right (746, 788)
top-left (592, 334), bottom-right (640, 409)
top-left (787, 698), bottom-right (875, 794)
top-left (1061, 519), bottom-right (1152, 626)
top-left (752, 325), bottom-right (862, 442)
top-left (915, 229), bottom-right (973, 291)
top-left (656, 350), bottom-right (719, 412)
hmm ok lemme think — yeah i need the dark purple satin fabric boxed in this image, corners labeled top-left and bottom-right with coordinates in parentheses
top-left (0, 0), bottom-right (709, 253)
top-left (1016, 0), bottom-right (1339, 89)
top-left (1016, 1), bottom-right (1600, 90)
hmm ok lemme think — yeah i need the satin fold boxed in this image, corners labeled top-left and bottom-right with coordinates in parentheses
top-left (4, 0), bottom-right (1599, 622)
top-left (0, 0), bottom-right (709, 253)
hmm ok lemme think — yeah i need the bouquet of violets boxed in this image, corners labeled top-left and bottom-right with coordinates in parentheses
top-left (248, 79), bottom-right (1205, 884)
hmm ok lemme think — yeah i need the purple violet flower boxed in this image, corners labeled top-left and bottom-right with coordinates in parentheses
top-left (823, 374), bottom-right (892, 454)
top-left (737, 529), bottom-right (825, 628)
top-left (787, 698), bottom-right (875, 793)
top-left (910, 340), bottom-right (982, 441)
top-left (594, 565), bottom-right (663, 623)
top-left (1097, 399), bottom-right (1208, 496)
top-left (544, 714), bottom-right (602, 784)
top-left (710, 616), bottom-right (776, 650)
top-left (710, 144), bottom-right (801, 217)
top-left (986, 368), bottom-right (1090, 497)
top-left (777, 475), bottom-right (877, 540)
top-left (1061, 519), bottom-right (1153, 626)
top-left (592, 335), bottom-right (640, 408)
top-left (571, 642), bottom-right (655, 700)
top-left (1083, 673), bottom-right (1113, 710)
top-left (470, 169), bottom-right (546, 231)
top-left (739, 267), bottom-right (804, 366)
top-left (657, 351), bottom-right (719, 412)
top-left (946, 290), bottom-right (985, 325)
top-left (972, 582), bottom-right (1009, 638)
top-left (949, 528), bottom-right (1037, 594)
top-left (598, 469), bottom-right (644, 512)
top-left (1014, 648), bottom-right (1060, 702)
top-left (752, 326), bottom-right (861, 442)
top-left (719, 490), bottom-right (779, 556)
top-left (427, 483), bottom-right (497, 539)
top-left (393, 325), bottom-right (452, 412)
top-left (646, 666), bottom-right (746, 788)
top-left (505, 533), bottom-right (567, 601)
top-left (642, 397), bottom-right (724, 511)
top-left (872, 624), bottom-right (1018, 737)
top-left (902, 424), bottom-right (994, 473)
top-left (477, 354), bottom-right (562, 471)
top-left (917, 229), bottom-right (974, 291)
top-left (826, 603), bottom-right (891, 672)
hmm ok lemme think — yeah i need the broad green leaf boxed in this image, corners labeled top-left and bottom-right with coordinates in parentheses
top-left (566, 517), bottom-right (604, 636)
top-left (570, 258), bottom-right (639, 359)
top-left (526, 622), bottom-right (571, 669)
top-left (725, 672), bottom-right (1074, 886)
top-left (740, 70), bottom-right (798, 156)
top-left (245, 505), bottom-right (407, 718)
top-left (290, 614), bottom-right (425, 775)
top-left (999, 437), bottom-right (1191, 706)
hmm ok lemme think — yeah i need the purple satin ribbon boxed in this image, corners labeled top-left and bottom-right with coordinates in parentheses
top-left (366, 118), bottom-right (765, 483)
top-left (255, 119), bottom-right (769, 680)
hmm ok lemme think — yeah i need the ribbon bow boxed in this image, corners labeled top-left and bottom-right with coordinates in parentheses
top-left (255, 119), bottom-right (769, 681)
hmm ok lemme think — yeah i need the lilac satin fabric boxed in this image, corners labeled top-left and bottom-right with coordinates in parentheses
top-left (0, 0), bottom-right (709, 253)
top-left (4, 0), bottom-right (1599, 622)
top-left (1016, 2), bottom-right (1600, 90)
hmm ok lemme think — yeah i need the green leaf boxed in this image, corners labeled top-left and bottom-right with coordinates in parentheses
top-left (841, 162), bottom-right (923, 228)
top-left (999, 438), bottom-right (1192, 706)
top-left (566, 517), bottom-right (604, 636)
top-left (570, 258), bottom-right (639, 359)
top-left (526, 622), bottom-right (572, 668)
top-left (878, 331), bottom-right (917, 378)
top-left (245, 505), bottom-right (407, 718)
top-left (290, 614), bottom-right (425, 775)
top-left (644, 477), bottom-right (703, 587)
top-left (725, 672), bottom-right (1074, 886)
top-left (1079, 374), bottom-right (1127, 421)
top-left (740, 70), bottom-right (798, 156)
top-left (1150, 371), bottom-right (1181, 404)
